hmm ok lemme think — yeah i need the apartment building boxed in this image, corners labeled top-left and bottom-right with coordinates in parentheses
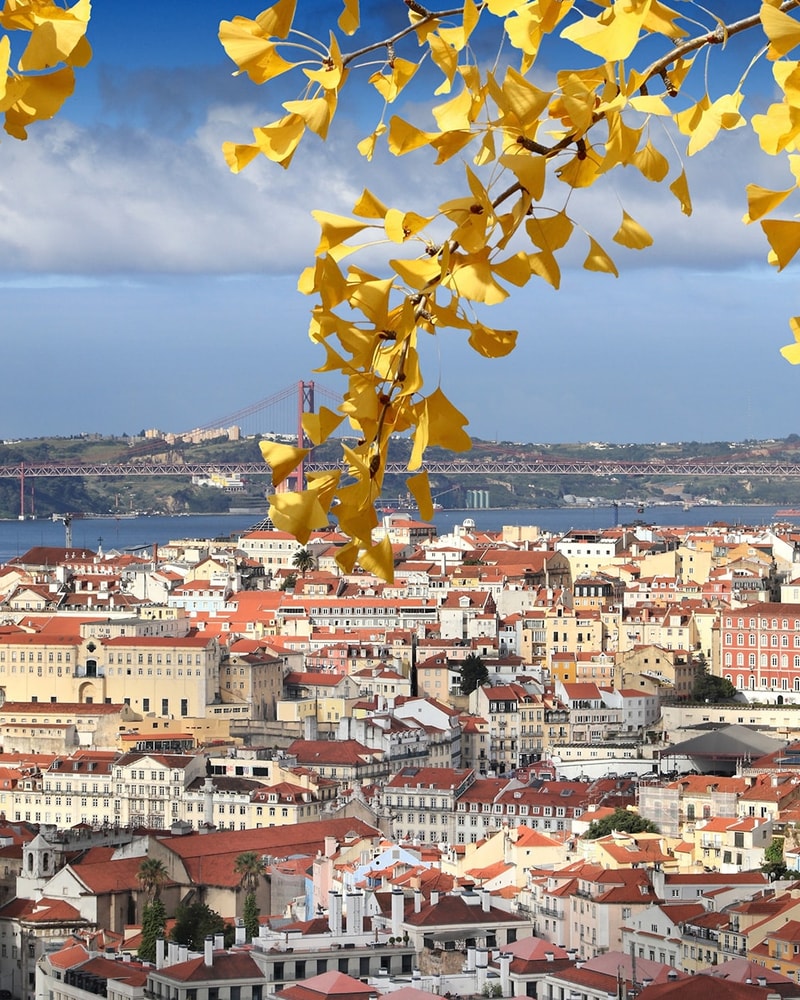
top-left (720, 602), bottom-right (800, 698)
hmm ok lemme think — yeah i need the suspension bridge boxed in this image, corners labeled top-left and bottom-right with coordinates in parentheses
top-left (3, 382), bottom-right (800, 519)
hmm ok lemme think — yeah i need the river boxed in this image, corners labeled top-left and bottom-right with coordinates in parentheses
top-left (0, 504), bottom-right (795, 565)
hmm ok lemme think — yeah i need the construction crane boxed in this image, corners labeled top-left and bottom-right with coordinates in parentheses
top-left (52, 512), bottom-right (87, 548)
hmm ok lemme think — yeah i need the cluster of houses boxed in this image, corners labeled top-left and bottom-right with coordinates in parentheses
top-left (4, 514), bottom-right (800, 997)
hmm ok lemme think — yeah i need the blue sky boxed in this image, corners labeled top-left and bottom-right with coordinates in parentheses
top-left (2, 0), bottom-right (799, 445)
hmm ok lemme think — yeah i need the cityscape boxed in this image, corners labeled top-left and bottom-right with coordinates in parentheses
top-left (2, 503), bottom-right (800, 998)
top-left (6, 1), bottom-right (800, 1000)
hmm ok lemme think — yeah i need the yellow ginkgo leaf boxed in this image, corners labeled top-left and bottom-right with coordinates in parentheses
top-left (407, 471), bottom-right (434, 522)
top-left (486, 0), bottom-right (529, 14)
top-left (428, 31), bottom-right (458, 94)
top-left (529, 249), bottom-right (561, 289)
top-left (335, 486), bottom-right (380, 544)
top-left (752, 101), bottom-right (800, 156)
top-left (334, 539), bottom-right (360, 575)
top-left (219, 18), bottom-right (295, 84)
top-left (252, 113), bottom-right (306, 168)
top-left (390, 256), bottom-right (442, 291)
top-left (302, 406), bottom-right (344, 445)
top-left (268, 489), bottom-right (329, 544)
top-left (338, 0), bottom-right (359, 35)
top-left (0, 35), bottom-right (11, 97)
top-left (447, 253), bottom-right (510, 304)
top-left (761, 2), bottom-right (800, 60)
top-left (388, 116), bottom-right (437, 155)
top-left (4, 67), bottom-right (75, 138)
top-left (467, 322), bottom-right (519, 358)
top-left (780, 316), bottom-right (800, 363)
top-left (669, 169), bottom-right (692, 215)
top-left (613, 211), bottom-right (653, 249)
top-left (432, 85), bottom-right (475, 132)
top-left (283, 93), bottom-right (336, 139)
top-left (359, 535), bottom-right (395, 582)
top-left (260, 440), bottom-right (310, 487)
top-left (556, 148), bottom-right (601, 189)
top-left (312, 210), bottom-right (371, 254)
top-left (761, 218), bottom-right (800, 269)
top-left (368, 58), bottom-right (419, 102)
top-left (357, 124), bottom-right (386, 160)
top-left (743, 183), bottom-right (794, 223)
top-left (583, 236), bottom-right (619, 276)
top-left (409, 387), bottom-right (471, 472)
top-left (19, 2), bottom-right (90, 71)
top-left (384, 208), bottom-right (433, 243)
top-left (629, 94), bottom-right (672, 116)
top-left (632, 140), bottom-right (669, 181)
top-left (499, 151), bottom-right (546, 200)
top-left (305, 470), bottom-right (342, 511)
top-left (429, 128), bottom-right (476, 164)
top-left (527, 211), bottom-right (574, 252)
top-left (304, 32), bottom-right (346, 90)
top-left (255, 0), bottom-right (297, 39)
top-left (222, 141), bottom-right (262, 174)
top-left (560, 1), bottom-right (647, 61)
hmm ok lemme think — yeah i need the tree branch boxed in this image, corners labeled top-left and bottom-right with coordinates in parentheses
top-left (641, 0), bottom-right (800, 89)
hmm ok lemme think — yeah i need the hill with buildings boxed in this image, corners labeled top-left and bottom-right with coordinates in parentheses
top-left (1, 432), bottom-right (800, 518)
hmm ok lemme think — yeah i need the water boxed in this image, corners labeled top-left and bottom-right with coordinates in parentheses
top-left (0, 504), bottom-right (792, 565)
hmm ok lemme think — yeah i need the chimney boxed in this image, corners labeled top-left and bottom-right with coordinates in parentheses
top-left (545, 951), bottom-right (555, 962)
top-left (476, 947), bottom-right (489, 991)
top-left (204, 935), bottom-right (214, 967)
top-left (466, 946), bottom-right (477, 971)
top-left (481, 887), bottom-right (491, 912)
top-left (235, 919), bottom-right (246, 946)
top-left (324, 835), bottom-right (338, 858)
top-left (155, 937), bottom-right (165, 971)
top-left (168, 941), bottom-right (179, 965)
top-left (757, 978), bottom-right (767, 987)
top-left (214, 933), bottom-right (224, 951)
top-left (178, 945), bottom-right (188, 963)
top-left (499, 951), bottom-right (512, 996)
top-left (430, 889), bottom-right (439, 907)
top-left (414, 887), bottom-right (422, 913)
top-left (391, 888), bottom-right (404, 938)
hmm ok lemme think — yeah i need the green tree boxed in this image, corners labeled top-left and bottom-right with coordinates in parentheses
top-left (763, 836), bottom-right (788, 881)
top-left (218, 3), bottom-right (800, 577)
top-left (691, 657), bottom-right (737, 703)
top-left (583, 808), bottom-right (660, 840)
top-left (171, 901), bottom-right (230, 952)
top-left (460, 652), bottom-right (488, 696)
top-left (138, 898), bottom-right (166, 964)
top-left (243, 889), bottom-right (260, 942)
top-left (136, 856), bottom-right (169, 903)
top-left (291, 547), bottom-right (316, 577)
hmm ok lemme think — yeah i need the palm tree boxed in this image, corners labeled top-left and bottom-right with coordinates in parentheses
top-left (291, 547), bottom-right (316, 578)
top-left (234, 850), bottom-right (266, 893)
top-left (136, 856), bottom-right (169, 902)
top-left (234, 851), bottom-right (267, 942)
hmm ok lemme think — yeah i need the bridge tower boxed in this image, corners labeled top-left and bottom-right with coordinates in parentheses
top-left (296, 380), bottom-right (315, 492)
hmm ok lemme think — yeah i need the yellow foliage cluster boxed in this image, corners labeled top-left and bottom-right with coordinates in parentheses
top-left (216, 0), bottom-right (800, 580)
top-left (0, 0), bottom-right (91, 139)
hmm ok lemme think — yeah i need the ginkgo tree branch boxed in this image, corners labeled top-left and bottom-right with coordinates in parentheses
top-left (341, 4), bottom-right (471, 66)
top-left (641, 0), bottom-right (800, 89)
top-left (219, 0), bottom-right (800, 580)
